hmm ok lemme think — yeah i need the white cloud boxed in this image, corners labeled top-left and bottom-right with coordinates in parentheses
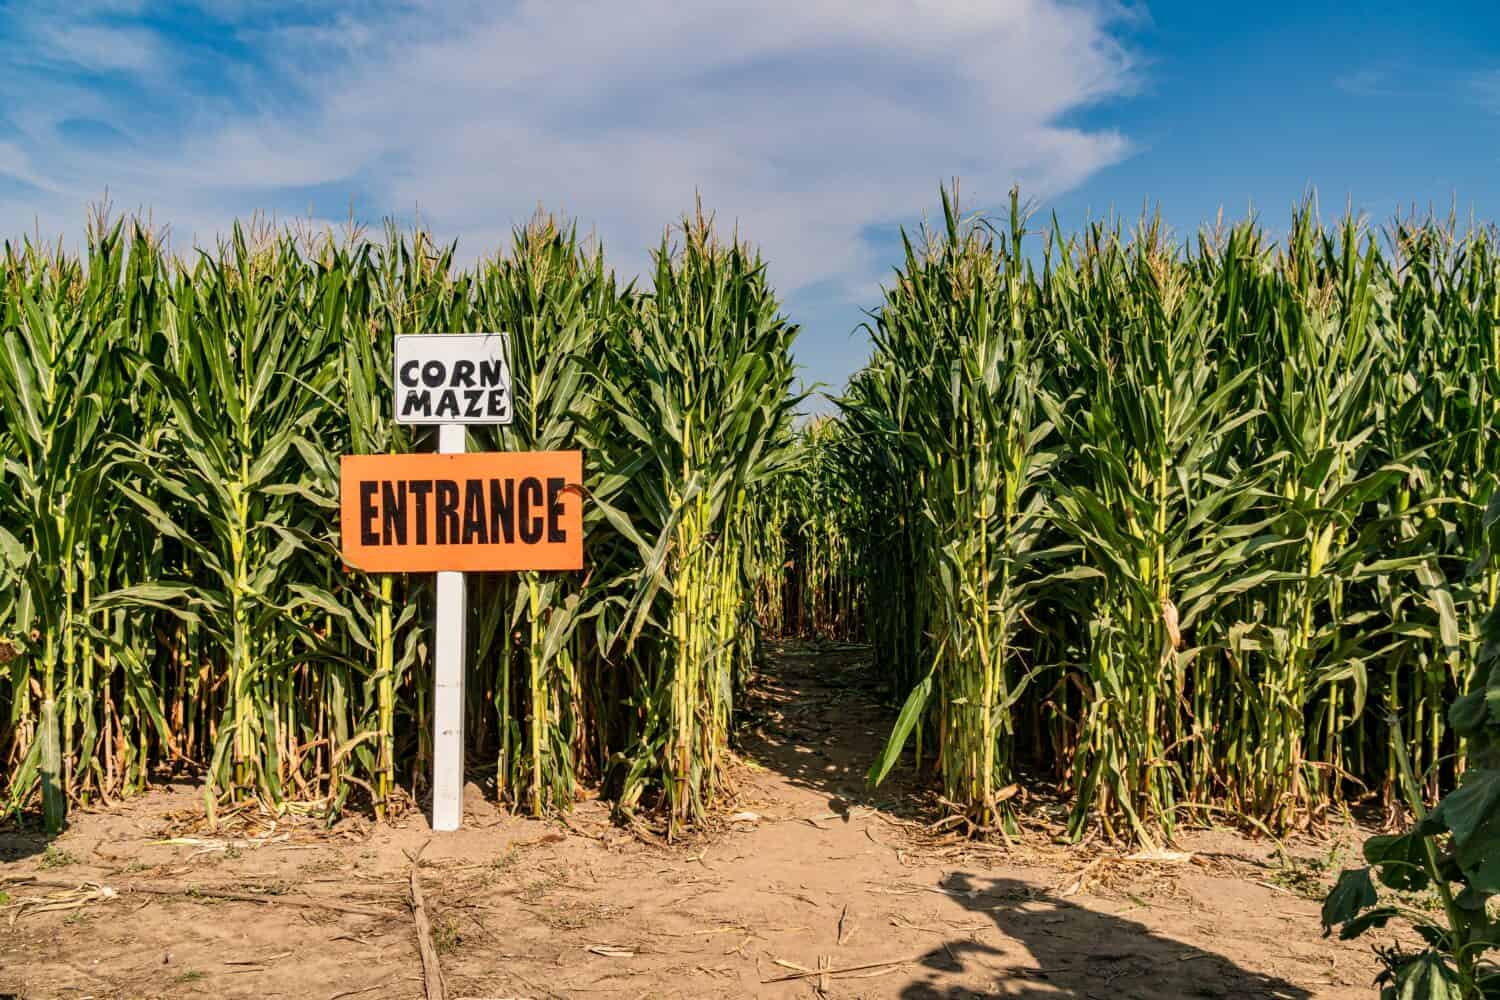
top-left (0, 0), bottom-right (1139, 382)
top-left (33, 22), bottom-right (170, 74)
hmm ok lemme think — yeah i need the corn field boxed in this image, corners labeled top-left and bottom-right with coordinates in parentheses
top-left (845, 189), bottom-right (1499, 843)
top-left (3, 189), bottom-right (1497, 847)
top-left (751, 417), bottom-right (866, 642)
top-left (0, 208), bottom-right (797, 837)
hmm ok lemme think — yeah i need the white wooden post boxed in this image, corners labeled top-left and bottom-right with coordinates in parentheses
top-left (431, 422), bottom-right (467, 831)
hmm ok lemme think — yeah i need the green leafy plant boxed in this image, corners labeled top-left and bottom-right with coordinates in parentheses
top-left (39, 844), bottom-right (78, 868)
top-left (1323, 494), bottom-right (1500, 998)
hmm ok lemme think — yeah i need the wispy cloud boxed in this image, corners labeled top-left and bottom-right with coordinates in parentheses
top-left (1339, 63), bottom-right (1500, 117)
top-left (36, 23), bottom-right (168, 73)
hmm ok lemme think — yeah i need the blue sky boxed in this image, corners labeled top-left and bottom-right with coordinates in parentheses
top-left (3, 2), bottom-right (1499, 404)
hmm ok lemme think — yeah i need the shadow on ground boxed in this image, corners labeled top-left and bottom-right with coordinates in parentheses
top-left (0, 826), bottom-right (52, 865)
top-left (898, 871), bottom-right (1312, 999)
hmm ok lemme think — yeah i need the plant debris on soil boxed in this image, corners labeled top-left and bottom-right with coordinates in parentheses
top-left (2, 641), bottom-right (1386, 998)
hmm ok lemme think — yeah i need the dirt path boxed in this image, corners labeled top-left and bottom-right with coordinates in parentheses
top-left (2, 641), bottom-right (1381, 999)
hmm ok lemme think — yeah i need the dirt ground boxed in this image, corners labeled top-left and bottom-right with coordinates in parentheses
top-left (3, 641), bottom-right (1386, 999)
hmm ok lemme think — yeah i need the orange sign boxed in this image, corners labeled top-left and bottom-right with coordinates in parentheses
top-left (340, 451), bottom-right (583, 572)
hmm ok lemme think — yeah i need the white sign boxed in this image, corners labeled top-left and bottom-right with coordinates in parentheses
top-left (394, 333), bottom-right (513, 425)
top-left (390, 332), bottom-right (512, 832)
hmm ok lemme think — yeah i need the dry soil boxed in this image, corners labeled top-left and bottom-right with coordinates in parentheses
top-left (1, 641), bottom-right (1385, 999)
